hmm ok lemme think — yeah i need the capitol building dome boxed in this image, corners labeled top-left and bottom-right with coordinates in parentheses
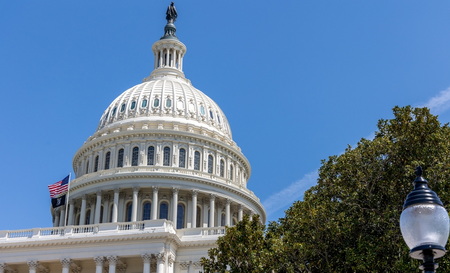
top-left (0, 4), bottom-right (265, 273)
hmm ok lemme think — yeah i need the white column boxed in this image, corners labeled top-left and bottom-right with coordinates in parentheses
top-left (152, 187), bottom-right (159, 220)
top-left (108, 256), bottom-right (118, 273)
top-left (54, 209), bottom-right (60, 227)
top-left (103, 195), bottom-right (110, 223)
top-left (209, 194), bottom-right (215, 227)
top-left (112, 189), bottom-right (119, 223)
top-left (203, 201), bottom-right (209, 227)
top-left (191, 190), bottom-right (198, 228)
top-left (67, 201), bottom-right (75, 225)
top-left (238, 205), bottom-right (243, 221)
top-left (225, 199), bottom-right (231, 226)
top-left (61, 258), bottom-right (71, 273)
top-left (156, 253), bottom-right (165, 273)
top-left (172, 188), bottom-right (178, 227)
top-left (27, 261), bottom-right (38, 273)
top-left (95, 191), bottom-right (102, 224)
top-left (132, 187), bottom-right (139, 222)
top-left (59, 208), bottom-right (65, 227)
top-left (142, 254), bottom-right (151, 273)
top-left (94, 257), bottom-right (104, 273)
top-left (87, 202), bottom-right (94, 224)
top-left (80, 195), bottom-right (87, 225)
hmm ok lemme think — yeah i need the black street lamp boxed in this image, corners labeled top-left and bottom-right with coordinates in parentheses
top-left (400, 166), bottom-right (450, 273)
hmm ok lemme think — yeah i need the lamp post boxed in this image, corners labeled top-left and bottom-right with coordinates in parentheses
top-left (400, 166), bottom-right (450, 273)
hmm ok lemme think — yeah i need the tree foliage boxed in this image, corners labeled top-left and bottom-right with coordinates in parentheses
top-left (201, 215), bottom-right (273, 273)
top-left (202, 106), bottom-right (450, 272)
top-left (272, 106), bottom-right (450, 272)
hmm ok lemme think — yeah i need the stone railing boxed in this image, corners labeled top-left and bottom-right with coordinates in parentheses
top-left (0, 220), bottom-right (225, 242)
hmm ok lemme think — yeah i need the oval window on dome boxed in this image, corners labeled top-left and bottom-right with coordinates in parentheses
top-left (200, 105), bottom-right (205, 116)
top-left (177, 100), bottom-right (184, 110)
top-left (217, 113), bottom-right (221, 124)
top-left (142, 99), bottom-right (148, 108)
top-left (112, 107), bottom-right (117, 116)
top-left (209, 110), bottom-right (214, 119)
top-left (130, 101), bottom-right (136, 110)
top-left (153, 98), bottom-right (160, 107)
top-left (120, 103), bottom-right (126, 112)
top-left (166, 98), bottom-right (172, 108)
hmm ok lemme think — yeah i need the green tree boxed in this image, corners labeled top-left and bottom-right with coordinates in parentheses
top-left (201, 214), bottom-right (273, 273)
top-left (272, 106), bottom-right (450, 272)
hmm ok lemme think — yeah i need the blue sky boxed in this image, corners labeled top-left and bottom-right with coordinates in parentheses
top-left (1, 1), bottom-right (450, 230)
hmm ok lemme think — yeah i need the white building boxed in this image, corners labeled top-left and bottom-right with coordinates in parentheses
top-left (0, 5), bottom-right (265, 273)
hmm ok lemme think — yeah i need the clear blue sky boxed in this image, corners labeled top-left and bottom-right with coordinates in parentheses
top-left (1, 1), bottom-right (450, 230)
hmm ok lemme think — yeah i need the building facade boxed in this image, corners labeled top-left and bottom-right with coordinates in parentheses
top-left (0, 5), bottom-right (265, 273)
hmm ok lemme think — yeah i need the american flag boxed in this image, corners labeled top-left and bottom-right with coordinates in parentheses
top-left (48, 175), bottom-right (70, 198)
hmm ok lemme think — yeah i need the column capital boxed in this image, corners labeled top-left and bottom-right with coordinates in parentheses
top-left (133, 187), bottom-right (140, 193)
top-left (96, 190), bottom-right (102, 196)
top-left (82, 194), bottom-right (87, 200)
top-left (107, 256), bottom-right (118, 266)
top-left (152, 186), bottom-right (159, 192)
top-left (0, 263), bottom-right (7, 272)
top-left (156, 253), bottom-right (165, 264)
top-left (60, 258), bottom-right (72, 268)
top-left (191, 189), bottom-right (198, 197)
top-left (114, 188), bottom-right (120, 194)
top-left (172, 187), bottom-right (179, 194)
top-left (226, 198), bottom-right (231, 205)
top-left (209, 194), bottom-right (216, 200)
top-left (27, 261), bottom-right (39, 270)
top-left (168, 254), bottom-right (175, 266)
top-left (93, 256), bottom-right (104, 266)
top-left (141, 253), bottom-right (152, 263)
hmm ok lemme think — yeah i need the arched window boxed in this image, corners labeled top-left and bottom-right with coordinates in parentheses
top-left (196, 206), bottom-right (202, 228)
top-left (163, 147), bottom-right (171, 166)
top-left (220, 159), bottom-right (225, 177)
top-left (126, 202), bottom-right (132, 222)
top-left (230, 164), bottom-right (234, 181)
top-left (166, 98), bottom-right (172, 107)
top-left (153, 98), bottom-right (160, 107)
top-left (142, 202), bottom-right (151, 220)
top-left (117, 149), bottom-right (124, 168)
top-left (141, 99), bottom-right (148, 108)
top-left (159, 202), bottom-right (169, 219)
top-left (179, 148), bottom-right (186, 168)
top-left (208, 155), bottom-right (214, 174)
top-left (147, 146), bottom-right (155, 165)
top-left (132, 147), bottom-right (139, 166)
top-left (194, 151), bottom-right (200, 171)
top-left (177, 204), bottom-right (185, 229)
top-left (120, 103), bottom-right (126, 112)
top-left (86, 161), bottom-right (89, 174)
top-left (94, 156), bottom-right (99, 172)
top-left (104, 151), bottom-right (111, 170)
top-left (130, 101), bottom-right (136, 110)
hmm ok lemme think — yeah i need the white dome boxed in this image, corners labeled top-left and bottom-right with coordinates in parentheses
top-left (97, 75), bottom-right (232, 140)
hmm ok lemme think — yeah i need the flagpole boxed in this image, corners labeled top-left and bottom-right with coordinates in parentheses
top-left (64, 173), bottom-right (72, 227)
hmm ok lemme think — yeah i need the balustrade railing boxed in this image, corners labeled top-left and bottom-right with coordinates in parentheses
top-left (0, 220), bottom-right (225, 242)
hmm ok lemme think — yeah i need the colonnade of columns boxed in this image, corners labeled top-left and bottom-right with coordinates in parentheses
top-left (154, 46), bottom-right (184, 71)
top-left (2, 254), bottom-right (187, 273)
top-left (53, 187), bottom-right (253, 228)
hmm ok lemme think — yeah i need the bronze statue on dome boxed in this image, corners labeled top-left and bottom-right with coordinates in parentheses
top-left (166, 2), bottom-right (177, 23)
